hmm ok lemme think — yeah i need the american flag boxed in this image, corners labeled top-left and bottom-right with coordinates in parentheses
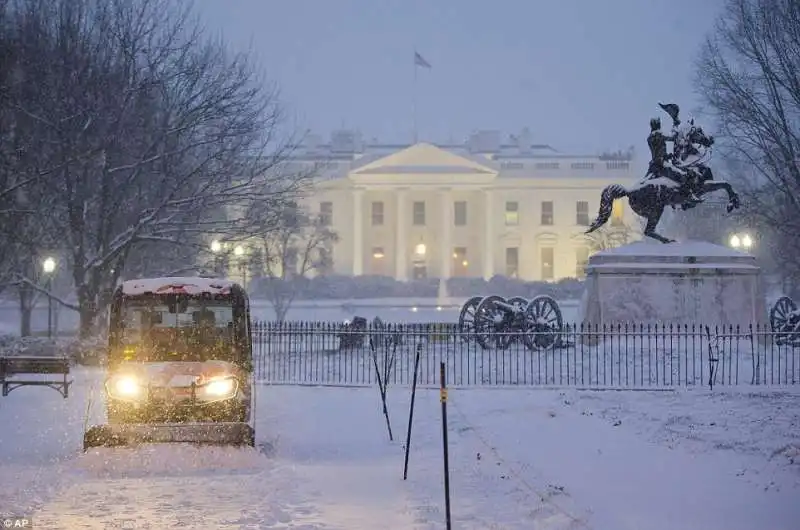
top-left (414, 51), bottom-right (431, 69)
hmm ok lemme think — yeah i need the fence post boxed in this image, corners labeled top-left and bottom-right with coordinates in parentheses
top-left (705, 325), bottom-right (719, 390)
top-left (439, 361), bottom-right (452, 530)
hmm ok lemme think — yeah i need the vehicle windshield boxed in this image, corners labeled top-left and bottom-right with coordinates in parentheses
top-left (118, 297), bottom-right (236, 362)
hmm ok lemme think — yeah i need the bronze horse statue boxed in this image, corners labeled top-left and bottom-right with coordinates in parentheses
top-left (585, 120), bottom-right (740, 243)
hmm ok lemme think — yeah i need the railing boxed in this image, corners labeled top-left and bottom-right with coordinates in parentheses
top-left (251, 322), bottom-right (800, 388)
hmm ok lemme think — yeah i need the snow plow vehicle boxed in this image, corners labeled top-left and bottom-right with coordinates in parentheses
top-left (83, 277), bottom-right (256, 451)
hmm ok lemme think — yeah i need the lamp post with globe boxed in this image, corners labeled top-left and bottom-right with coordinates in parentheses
top-left (42, 257), bottom-right (56, 339)
top-left (210, 239), bottom-right (223, 275)
top-left (233, 244), bottom-right (248, 287)
top-left (729, 233), bottom-right (754, 251)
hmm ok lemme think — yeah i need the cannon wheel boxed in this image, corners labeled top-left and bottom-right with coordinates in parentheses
top-left (770, 296), bottom-right (799, 346)
top-left (457, 296), bottom-right (484, 342)
top-left (474, 295), bottom-right (508, 350)
top-left (522, 295), bottom-right (563, 351)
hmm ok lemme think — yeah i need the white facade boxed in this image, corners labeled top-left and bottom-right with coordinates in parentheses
top-left (293, 131), bottom-right (640, 282)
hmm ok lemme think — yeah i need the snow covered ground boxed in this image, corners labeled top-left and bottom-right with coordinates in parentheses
top-left (1, 367), bottom-right (799, 529)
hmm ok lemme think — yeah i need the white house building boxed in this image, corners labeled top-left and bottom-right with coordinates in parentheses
top-left (286, 129), bottom-right (640, 282)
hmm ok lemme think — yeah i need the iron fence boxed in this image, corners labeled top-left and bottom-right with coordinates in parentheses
top-left (251, 321), bottom-right (800, 388)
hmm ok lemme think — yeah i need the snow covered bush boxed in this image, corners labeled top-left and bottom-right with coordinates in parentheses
top-left (0, 336), bottom-right (107, 366)
top-left (247, 275), bottom-right (585, 301)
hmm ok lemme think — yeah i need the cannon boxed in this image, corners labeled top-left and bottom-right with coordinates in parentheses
top-left (339, 316), bottom-right (368, 349)
top-left (770, 296), bottom-right (800, 347)
top-left (457, 295), bottom-right (564, 351)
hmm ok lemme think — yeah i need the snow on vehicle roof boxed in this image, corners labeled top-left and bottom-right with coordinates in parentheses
top-left (121, 277), bottom-right (238, 296)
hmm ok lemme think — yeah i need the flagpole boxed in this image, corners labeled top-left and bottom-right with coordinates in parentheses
top-left (413, 49), bottom-right (418, 143)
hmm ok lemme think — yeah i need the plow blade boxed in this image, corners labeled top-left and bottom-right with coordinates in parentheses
top-left (84, 422), bottom-right (255, 451)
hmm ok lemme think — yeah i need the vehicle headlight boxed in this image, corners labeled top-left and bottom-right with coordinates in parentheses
top-left (106, 375), bottom-right (145, 401)
top-left (201, 377), bottom-right (238, 400)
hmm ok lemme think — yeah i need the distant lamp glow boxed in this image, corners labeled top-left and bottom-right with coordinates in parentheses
top-left (729, 233), bottom-right (753, 250)
top-left (411, 306), bottom-right (418, 312)
top-left (42, 257), bottom-right (56, 274)
top-left (233, 245), bottom-right (244, 256)
top-left (462, 260), bottom-right (468, 267)
top-left (415, 243), bottom-right (426, 256)
top-left (210, 240), bottom-right (222, 253)
top-left (373, 250), bottom-right (385, 259)
top-left (436, 306), bottom-right (443, 311)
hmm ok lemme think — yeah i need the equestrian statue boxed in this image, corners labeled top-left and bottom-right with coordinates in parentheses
top-left (585, 102), bottom-right (740, 244)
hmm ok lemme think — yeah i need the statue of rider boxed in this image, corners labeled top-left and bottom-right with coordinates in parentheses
top-left (647, 103), bottom-right (701, 208)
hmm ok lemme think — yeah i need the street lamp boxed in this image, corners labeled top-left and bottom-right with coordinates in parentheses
top-left (729, 233), bottom-right (753, 251)
top-left (233, 245), bottom-right (247, 286)
top-left (42, 257), bottom-right (56, 339)
top-left (210, 240), bottom-right (223, 275)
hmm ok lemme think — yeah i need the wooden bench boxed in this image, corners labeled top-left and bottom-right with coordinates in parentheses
top-left (0, 356), bottom-right (73, 398)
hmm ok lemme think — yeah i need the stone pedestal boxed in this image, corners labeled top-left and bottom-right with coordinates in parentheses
top-left (580, 240), bottom-right (767, 327)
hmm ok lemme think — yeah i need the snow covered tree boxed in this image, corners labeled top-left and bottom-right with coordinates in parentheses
top-left (695, 0), bottom-right (800, 287)
top-left (662, 200), bottom-right (740, 244)
top-left (255, 202), bottom-right (338, 322)
top-left (583, 221), bottom-right (637, 252)
top-left (0, 0), bottom-right (304, 336)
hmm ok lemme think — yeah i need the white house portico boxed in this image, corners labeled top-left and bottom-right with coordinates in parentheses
top-left (296, 130), bottom-right (640, 282)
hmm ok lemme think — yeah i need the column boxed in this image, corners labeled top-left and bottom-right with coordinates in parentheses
top-left (395, 189), bottom-right (408, 280)
top-left (440, 190), bottom-right (452, 279)
top-left (352, 189), bottom-right (364, 276)
top-left (483, 190), bottom-right (494, 280)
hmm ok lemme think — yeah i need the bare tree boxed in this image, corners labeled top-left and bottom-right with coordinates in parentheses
top-left (696, 0), bottom-right (800, 285)
top-left (583, 221), bottom-right (637, 252)
top-left (256, 203), bottom-right (338, 322)
top-left (0, 0), bottom-right (43, 295)
top-left (662, 200), bottom-right (741, 244)
top-left (0, 0), bottom-right (304, 336)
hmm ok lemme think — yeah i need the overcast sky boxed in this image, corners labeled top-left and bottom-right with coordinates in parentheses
top-left (198, 0), bottom-right (726, 161)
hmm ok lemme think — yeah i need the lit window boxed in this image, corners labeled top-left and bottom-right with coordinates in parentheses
top-left (611, 200), bottom-right (624, 225)
top-left (452, 247), bottom-right (468, 277)
top-left (505, 201), bottom-right (519, 225)
top-left (370, 247), bottom-right (385, 275)
top-left (540, 247), bottom-right (554, 280)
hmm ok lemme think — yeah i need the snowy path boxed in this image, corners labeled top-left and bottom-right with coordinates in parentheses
top-left (1, 372), bottom-right (424, 529)
top-left (33, 445), bottom-right (321, 528)
top-left (265, 387), bottom-right (423, 529)
top-left (0, 368), bottom-right (329, 528)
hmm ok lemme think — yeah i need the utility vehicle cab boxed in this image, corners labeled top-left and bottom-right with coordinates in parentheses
top-left (83, 276), bottom-right (255, 450)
